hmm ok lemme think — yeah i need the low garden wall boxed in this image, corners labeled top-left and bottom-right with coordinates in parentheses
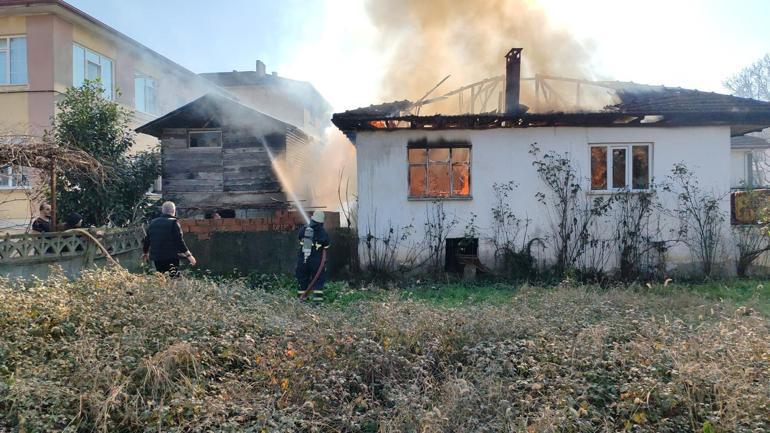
top-left (0, 227), bottom-right (145, 280)
top-left (179, 211), bottom-right (356, 277)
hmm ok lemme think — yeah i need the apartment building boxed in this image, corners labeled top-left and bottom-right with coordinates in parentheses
top-left (0, 0), bottom-right (219, 232)
top-left (201, 61), bottom-right (332, 140)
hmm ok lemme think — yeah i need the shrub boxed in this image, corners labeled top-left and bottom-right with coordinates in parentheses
top-left (530, 144), bottom-right (611, 275)
top-left (47, 79), bottom-right (160, 226)
top-left (0, 270), bottom-right (770, 433)
top-left (1, 269), bottom-right (768, 432)
top-left (665, 163), bottom-right (727, 277)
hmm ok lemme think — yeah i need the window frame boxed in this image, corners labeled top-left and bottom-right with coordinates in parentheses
top-left (745, 150), bottom-right (768, 188)
top-left (0, 165), bottom-right (27, 190)
top-left (0, 35), bottom-right (27, 85)
top-left (72, 43), bottom-right (114, 100)
top-left (188, 129), bottom-right (223, 149)
top-left (589, 142), bottom-right (653, 193)
top-left (407, 140), bottom-right (472, 200)
top-left (134, 73), bottom-right (159, 115)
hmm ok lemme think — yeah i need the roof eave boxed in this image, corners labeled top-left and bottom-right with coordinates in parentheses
top-left (332, 111), bottom-right (770, 134)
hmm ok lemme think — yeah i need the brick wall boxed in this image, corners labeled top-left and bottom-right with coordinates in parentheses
top-left (179, 211), bottom-right (341, 241)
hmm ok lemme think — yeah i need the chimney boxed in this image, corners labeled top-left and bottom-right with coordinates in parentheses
top-left (505, 48), bottom-right (522, 114)
top-left (256, 60), bottom-right (266, 77)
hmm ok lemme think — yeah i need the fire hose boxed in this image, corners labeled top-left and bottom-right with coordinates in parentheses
top-left (299, 248), bottom-right (327, 301)
top-left (64, 228), bottom-right (122, 268)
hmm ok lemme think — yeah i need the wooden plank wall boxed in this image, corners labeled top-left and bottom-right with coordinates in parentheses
top-left (161, 127), bottom-right (290, 212)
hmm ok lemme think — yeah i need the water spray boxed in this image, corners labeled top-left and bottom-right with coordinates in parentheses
top-left (259, 138), bottom-right (310, 225)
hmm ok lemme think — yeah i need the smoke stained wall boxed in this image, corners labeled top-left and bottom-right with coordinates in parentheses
top-left (366, 0), bottom-right (598, 113)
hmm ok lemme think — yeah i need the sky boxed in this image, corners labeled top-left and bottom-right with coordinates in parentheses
top-left (68, 0), bottom-right (770, 111)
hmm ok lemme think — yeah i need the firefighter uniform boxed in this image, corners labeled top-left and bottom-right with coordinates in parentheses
top-left (295, 212), bottom-right (330, 303)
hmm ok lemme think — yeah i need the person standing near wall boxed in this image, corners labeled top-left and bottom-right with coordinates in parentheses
top-left (296, 211), bottom-right (330, 303)
top-left (31, 203), bottom-right (53, 233)
top-left (142, 201), bottom-right (196, 276)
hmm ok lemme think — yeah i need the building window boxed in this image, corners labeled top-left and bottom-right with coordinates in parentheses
top-left (746, 151), bottom-right (768, 188)
top-left (590, 143), bottom-right (651, 191)
top-left (72, 44), bottom-right (113, 100)
top-left (0, 36), bottom-right (27, 85)
top-left (0, 165), bottom-right (26, 189)
top-left (189, 130), bottom-right (222, 148)
top-left (135, 74), bottom-right (158, 115)
top-left (408, 141), bottom-right (471, 198)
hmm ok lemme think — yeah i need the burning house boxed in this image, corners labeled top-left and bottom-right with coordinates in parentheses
top-left (333, 48), bottom-right (770, 275)
top-left (136, 93), bottom-right (310, 217)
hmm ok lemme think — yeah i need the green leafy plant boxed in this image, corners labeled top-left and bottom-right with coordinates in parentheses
top-left (46, 79), bottom-right (160, 226)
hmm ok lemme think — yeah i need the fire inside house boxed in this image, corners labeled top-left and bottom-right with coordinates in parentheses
top-left (333, 48), bottom-right (770, 275)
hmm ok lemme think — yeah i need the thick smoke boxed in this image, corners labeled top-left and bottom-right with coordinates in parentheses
top-left (366, 0), bottom-right (601, 113)
top-left (304, 127), bottom-right (357, 219)
top-left (294, 0), bottom-right (605, 216)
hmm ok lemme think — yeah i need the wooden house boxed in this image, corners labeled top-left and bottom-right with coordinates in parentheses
top-left (136, 93), bottom-right (311, 217)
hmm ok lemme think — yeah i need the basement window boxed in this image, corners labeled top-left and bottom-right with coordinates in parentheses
top-left (189, 130), bottom-right (222, 148)
top-left (408, 141), bottom-right (471, 199)
top-left (590, 143), bottom-right (651, 191)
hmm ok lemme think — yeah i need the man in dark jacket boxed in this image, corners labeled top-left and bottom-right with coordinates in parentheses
top-left (31, 202), bottom-right (52, 233)
top-left (142, 201), bottom-right (196, 276)
top-left (296, 211), bottom-right (330, 303)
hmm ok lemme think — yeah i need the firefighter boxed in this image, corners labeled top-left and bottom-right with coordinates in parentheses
top-left (296, 211), bottom-right (330, 303)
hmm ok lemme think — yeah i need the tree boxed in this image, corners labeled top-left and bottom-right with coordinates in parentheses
top-left (47, 79), bottom-right (160, 227)
top-left (724, 54), bottom-right (770, 101)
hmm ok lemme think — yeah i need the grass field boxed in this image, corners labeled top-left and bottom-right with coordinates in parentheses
top-left (1, 269), bottom-right (769, 432)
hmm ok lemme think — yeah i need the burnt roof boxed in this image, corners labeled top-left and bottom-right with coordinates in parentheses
top-left (135, 93), bottom-right (302, 138)
top-left (332, 84), bottom-right (770, 137)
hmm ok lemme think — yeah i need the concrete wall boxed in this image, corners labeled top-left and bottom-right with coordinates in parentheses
top-left (177, 212), bottom-right (354, 277)
top-left (355, 126), bottom-right (733, 275)
top-left (0, 245), bottom-right (141, 280)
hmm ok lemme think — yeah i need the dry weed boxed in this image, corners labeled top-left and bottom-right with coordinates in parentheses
top-left (0, 269), bottom-right (767, 432)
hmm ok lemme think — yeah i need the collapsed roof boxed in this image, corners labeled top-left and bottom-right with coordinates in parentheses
top-left (332, 48), bottom-right (770, 138)
top-left (332, 82), bottom-right (770, 138)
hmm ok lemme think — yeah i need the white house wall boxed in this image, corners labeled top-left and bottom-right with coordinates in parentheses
top-left (355, 126), bottom-right (732, 274)
top-left (731, 150), bottom-right (747, 188)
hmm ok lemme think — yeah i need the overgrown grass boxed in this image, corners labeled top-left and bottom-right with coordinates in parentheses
top-left (324, 281), bottom-right (519, 308)
top-left (3, 268), bottom-right (768, 432)
top-left (632, 278), bottom-right (770, 315)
